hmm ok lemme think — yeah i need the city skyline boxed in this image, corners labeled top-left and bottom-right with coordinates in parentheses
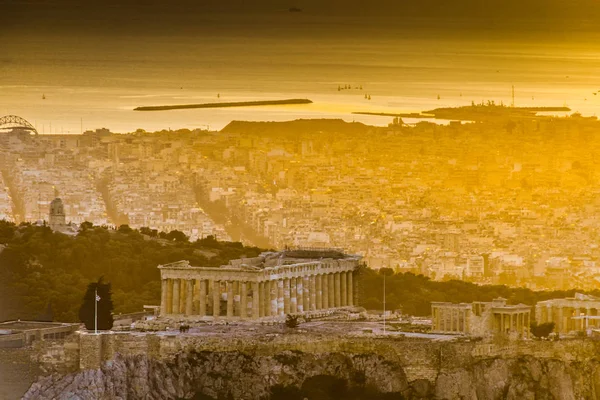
top-left (3, 1), bottom-right (600, 398)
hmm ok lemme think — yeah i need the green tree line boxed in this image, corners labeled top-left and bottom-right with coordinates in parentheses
top-left (359, 267), bottom-right (594, 316)
top-left (0, 221), bottom-right (263, 322)
top-left (0, 221), bottom-right (590, 323)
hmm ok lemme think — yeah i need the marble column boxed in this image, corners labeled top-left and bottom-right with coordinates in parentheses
top-left (240, 282), bottom-right (248, 319)
top-left (233, 281), bottom-right (241, 317)
top-left (277, 280), bottom-right (284, 316)
top-left (296, 277), bottom-right (304, 313)
top-left (179, 279), bottom-right (186, 313)
top-left (452, 309), bottom-right (456, 331)
top-left (213, 280), bottom-right (220, 317)
top-left (454, 309), bottom-right (459, 331)
top-left (264, 281), bottom-right (271, 317)
top-left (340, 271), bottom-right (347, 307)
top-left (268, 280), bottom-right (276, 316)
top-left (302, 276), bottom-right (310, 313)
top-left (290, 278), bottom-right (298, 313)
top-left (456, 309), bottom-right (460, 331)
top-left (207, 279), bottom-right (213, 315)
top-left (227, 281), bottom-right (234, 318)
top-left (316, 275), bottom-right (323, 309)
top-left (328, 274), bottom-right (335, 308)
top-left (322, 275), bottom-right (329, 309)
top-left (199, 279), bottom-right (207, 317)
top-left (160, 279), bottom-right (168, 316)
top-left (166, 279), bottom-right (173, 314)
top-left (442, 308), bottom-right (447, 331)
top-left (192, 279), bottom-right (202, 315)
top-left (309, 275), bottom-right (316, 311)
top-left (252, 282), bottom-right (260, 319)
top-left (258, 282), bottom-right (265, 317)
top-left (185, 279), bottom-right (194, 316)
top-left (284, 279), bottom-right (291, 314)
top-left (558, 307), bottom-right (564, 334)
top-left (347, 272), bottom-right (354, 307)
top-left (334, 272), bottom-right (341, 307)
top-left (172, 278), bottom-right (180, 314)
top-left (586, 308), bottom-right (591, 330)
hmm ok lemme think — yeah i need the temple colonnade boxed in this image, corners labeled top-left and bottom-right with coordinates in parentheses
top-left (158, 257), bottom-right (357, 319)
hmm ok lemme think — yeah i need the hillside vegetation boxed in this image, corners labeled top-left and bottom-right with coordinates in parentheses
top-left (359, 267), bottom-right (593, 316)
top-left (0, 221), bottom-right (263, 322)
top-left (0, 221), bottom-right (589, 322)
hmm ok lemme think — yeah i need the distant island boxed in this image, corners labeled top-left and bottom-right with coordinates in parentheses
top-left (353, 103), bottom-right (572, 121)
top-left (134, 99), bottom-right (313, 112)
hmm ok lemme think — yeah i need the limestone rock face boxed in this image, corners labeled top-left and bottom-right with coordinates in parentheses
top-left (24, 351), bottom-right (409, 400)
top-left (23, 351), bottom-right (600, 400)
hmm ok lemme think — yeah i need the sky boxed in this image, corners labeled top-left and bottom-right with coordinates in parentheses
top-left (2, 0), bottom-right (600, 37)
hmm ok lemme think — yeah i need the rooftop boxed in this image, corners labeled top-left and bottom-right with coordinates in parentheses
top-left (159, 248), bottom-right (360, 272)
top-left (0, 321), bottom-right (79, 332)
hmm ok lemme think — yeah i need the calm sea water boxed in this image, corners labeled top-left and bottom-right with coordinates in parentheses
top-left (2, 17), bottom-right (600, 133)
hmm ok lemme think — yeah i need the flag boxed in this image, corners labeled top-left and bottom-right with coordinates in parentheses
top-left (95, 294), bottom-right (101, 302)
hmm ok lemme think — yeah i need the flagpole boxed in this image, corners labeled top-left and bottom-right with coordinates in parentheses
top-left (95, 287), bottom-right (98, 335)
top-left (383, 273), bottom-right (386, 335)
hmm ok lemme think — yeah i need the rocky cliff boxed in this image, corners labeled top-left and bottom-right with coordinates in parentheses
top-left (23, 346), bottom-right (600, 400)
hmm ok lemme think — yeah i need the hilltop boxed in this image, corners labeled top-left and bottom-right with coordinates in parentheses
top-left (221, 119), bottom-right (371, 136)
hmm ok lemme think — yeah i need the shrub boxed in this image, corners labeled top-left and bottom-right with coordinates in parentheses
top-left (530, 321), bottom-right (555, 339)
top-left (285, 314), bottom-right (299, 329)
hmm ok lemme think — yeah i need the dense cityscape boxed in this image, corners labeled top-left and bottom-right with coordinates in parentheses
top-left (6, 0), bottom-right (600, 397)
top-left (2, 114), bottom-right (600, 292)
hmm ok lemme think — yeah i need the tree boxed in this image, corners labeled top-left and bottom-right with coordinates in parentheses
top-left (166, 230), bottom-right (188, 242)
top-left (530, 321), bottom-right (555, 339)
top-left (117, 224), bottom-right (133, 234)
top-left (37, 302), bottom-right (54, 322)
top-left (79, 278), bottom-right (114, 331)
top-left (285, 314), bottom-right (300, 328)
top-left (80, 221), bottom-right (94, 231)
top-left (197, 235), bottom-right (219, 247)
top-left (139, 226), bottom-right (153, 236)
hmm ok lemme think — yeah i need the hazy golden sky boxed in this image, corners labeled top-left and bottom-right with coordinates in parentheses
top-left (2, 0), bottom-right (600, 36)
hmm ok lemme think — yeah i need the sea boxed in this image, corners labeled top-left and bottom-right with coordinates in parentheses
top-left (1, 12), bottom-right (600, 133)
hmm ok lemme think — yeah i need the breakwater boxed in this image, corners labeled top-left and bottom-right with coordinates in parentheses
top-left (134, 99), bottom-right (313, 111)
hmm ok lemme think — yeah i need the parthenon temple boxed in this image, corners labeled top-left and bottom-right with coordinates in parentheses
top-left (158, 249), bottom-right (360, 320)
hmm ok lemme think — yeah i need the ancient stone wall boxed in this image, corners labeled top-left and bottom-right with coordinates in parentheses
top-left (0, 347), bottom-right (39, 399)
top-left (24, 335), bottom-right (600, 400)
top-left (39, 331), bottom-right (600, 376)
top-left (33, 337), bottom-right (80, 375)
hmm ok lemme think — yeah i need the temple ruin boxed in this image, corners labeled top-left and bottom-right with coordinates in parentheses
top-left (158, 249), bottom-right (360, 320)
top-left (431, 298), bottom-right (531, 338)
top-left (536, 293), bottom-right (600, 334)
